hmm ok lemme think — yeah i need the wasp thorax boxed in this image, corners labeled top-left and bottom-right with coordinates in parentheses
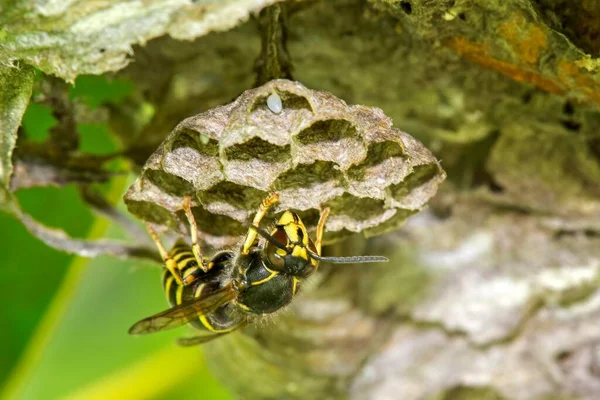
top-left (264, 211), bottom-right (317, 278)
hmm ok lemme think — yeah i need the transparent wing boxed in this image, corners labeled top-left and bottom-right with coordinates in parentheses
top-left (176, 322), bottom-right (247, 346)
top-left (129, 285), bottom-right (238, 335)
top-left (176, 333), bottom-right (225, 346)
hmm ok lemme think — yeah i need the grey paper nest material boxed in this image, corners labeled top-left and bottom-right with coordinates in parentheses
top-left (124, 80), bottom-right (445, 247)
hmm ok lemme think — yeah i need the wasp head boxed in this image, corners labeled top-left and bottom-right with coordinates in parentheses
top-left (263, 211), bottom-right (318, 278)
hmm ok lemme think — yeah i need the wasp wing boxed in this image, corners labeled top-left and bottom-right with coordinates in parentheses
top-left (176, 321), bottom-right (248, 346)
top-left (177, 333), bottom-right (226, 346)
top-left (129, 285), bottom-right (238, 335)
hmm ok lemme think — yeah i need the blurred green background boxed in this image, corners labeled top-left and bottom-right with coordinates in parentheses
top-left (0, 76), bottom-right (232, 400)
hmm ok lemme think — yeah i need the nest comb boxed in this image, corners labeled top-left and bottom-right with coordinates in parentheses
top-left (124, 79), bottom-right (445, 248)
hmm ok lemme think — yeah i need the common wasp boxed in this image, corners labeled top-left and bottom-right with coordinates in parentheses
top-left (129, 193), bottom-right (388, 345)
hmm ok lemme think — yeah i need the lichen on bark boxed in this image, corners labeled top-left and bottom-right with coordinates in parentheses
top-left (0, 63), bottom-right (34, 214)
top-left (2, 0), bottom-right (600, 399)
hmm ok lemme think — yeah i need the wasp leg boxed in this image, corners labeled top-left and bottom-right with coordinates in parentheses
top-left (316, 207), bottom-right (330, 255)
top-left (182, 196), bottom-right (209, 279)
top-left (146, 223), bottom-right (183, 285)
top-left (241, 193), bottom-right (280, 255)
top-left (177, 321), bottom-right (247, 346)
top-left (177, 334), bottom-right (223, 346)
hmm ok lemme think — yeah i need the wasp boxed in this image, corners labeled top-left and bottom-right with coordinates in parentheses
top-left (129, 193), bottom-right (388, 345)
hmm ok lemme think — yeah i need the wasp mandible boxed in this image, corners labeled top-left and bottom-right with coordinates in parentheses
top-left (129, 193), bottom-right (388, 345)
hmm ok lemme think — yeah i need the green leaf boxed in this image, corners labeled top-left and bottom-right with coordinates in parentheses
top-left (1, 176), bottom-right (231, 399)
top-left (70, 75), bottom-right (133, 109)
top-left (0, 64), bottom-right (34, 214)
top-left (21, 102), bottom-right (57, 143)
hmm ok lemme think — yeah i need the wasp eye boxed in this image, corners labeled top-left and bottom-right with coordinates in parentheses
top-left (266, 228), bottom-right (288, 270)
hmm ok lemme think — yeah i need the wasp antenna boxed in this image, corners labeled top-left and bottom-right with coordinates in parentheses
top-left (247, 224), bottom-right (287, 250)
top-left (307, 250), bottom-right (388, 264)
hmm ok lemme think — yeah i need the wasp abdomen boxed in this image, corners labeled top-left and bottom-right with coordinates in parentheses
top-left (236, 253), bottom-right (295, 314)
top-left (162, 247), bottom-right (239, 332)
top-left (237, 275), bottom-right (295, 314)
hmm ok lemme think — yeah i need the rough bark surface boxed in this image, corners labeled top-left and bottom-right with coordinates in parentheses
top-left (3, 0), bottom-right (600, 399)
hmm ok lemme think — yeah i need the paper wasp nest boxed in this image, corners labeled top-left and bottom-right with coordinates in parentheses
top-left (124, 80), bottom-right (445, 247)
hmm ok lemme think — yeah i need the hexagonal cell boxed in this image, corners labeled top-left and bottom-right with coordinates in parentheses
top-left (319, 227), bottom-right (356, 244)
top-left (346, 141), bottom-right (405, 181)
top-left (199, 181), bottom-right (269, 213)
top-left (145, 129), bottom-right (215, 194)
top-left (249, 91), bottom-right (312, 114)
top-left (174, 103), bottom-right (233, 142)
top-left (224, 137), bottom-right (291, 162)
top-left (349, 105), bottom-right (395, 142)
top-left (223, 159), bottom-right (287, 191)
top-left (125, 200), bottom-right (178, 228)
top-left (144, 168), bottom-right (195, 196)
top-left (162, 148), bottom-right (223, 192)
top-left (169, 128), bottom-right (219, 155)
top-left (222, 136), bottom-right (291, 190)
top-left (325, 193), bottom-right (386, 221)
top-left (202, 202), bottom-right (251, 224)
top-left (235, 83), bottom-right (316, 148)
top-left (125, 176), bottom-right (190, 214)
top-left (272, 160), bottom-right (344, 190)
top-left (272, 161), bottom-right (346, 210)
top-left (345, 141), bottom-right (411, 199)
top-left (176, 204), bottom-right (246, 238)
top-left (326, 208), bottom-right (398, 233)
top-left (163, 130), bottom-right (224, 190)
top-left (388, 164), bottom-right (441, 209)
top-left (363, 208), bottom-right (418, 237)
top-left (295, 119), bottom-right (358, 145)
top-left (293, 119), bottom-right (366, 169)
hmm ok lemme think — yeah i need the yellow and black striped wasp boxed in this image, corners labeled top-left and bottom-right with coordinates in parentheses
top-left (129, 193), bottom-right (388, 345)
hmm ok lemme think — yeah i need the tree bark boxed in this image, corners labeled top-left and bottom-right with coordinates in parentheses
top-left (2, 0), bottom-right (600, 399)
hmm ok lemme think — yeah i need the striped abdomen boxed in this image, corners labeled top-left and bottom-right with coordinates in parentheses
top-left (161, 246), bottom-right (240, 332)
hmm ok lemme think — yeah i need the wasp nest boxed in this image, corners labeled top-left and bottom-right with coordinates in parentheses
top-left (124, 80), bottom-right (445, 247)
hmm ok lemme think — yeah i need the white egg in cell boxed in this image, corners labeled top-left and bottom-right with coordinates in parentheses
top-left (267, 93), bottom-right (283, 114)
